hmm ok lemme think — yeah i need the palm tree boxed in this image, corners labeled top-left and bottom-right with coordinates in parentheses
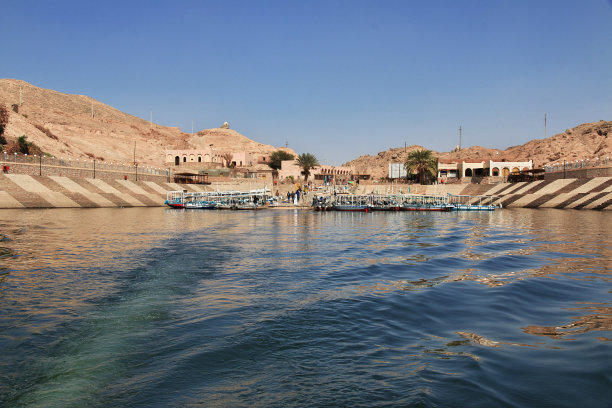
top-left (296, 153), bottom-right (320, 182)
top-left (404, 149), bottom-right (437, 184)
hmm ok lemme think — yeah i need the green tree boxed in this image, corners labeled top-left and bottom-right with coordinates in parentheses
top-left (0, 105), bottom-right (8, 145)
top-left (296, 153), bottom-right (320, 182)
top-left (268, 150), bottom-right (295, 171)
top-left (404, 149), bottom-right (437, 184)
top-left (17, 135), bottom-right (31, 154)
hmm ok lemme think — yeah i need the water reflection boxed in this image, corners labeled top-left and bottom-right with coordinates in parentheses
top-left (524, 302), bottom-right (612, 340)
top-left (0, 207), bottom-right (611, 407)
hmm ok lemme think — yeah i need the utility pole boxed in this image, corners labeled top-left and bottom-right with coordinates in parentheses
top-left (133, 140), bottom-right (136, 165)
top-left (459, 126), bottom-right (462, 150)
top-left (544, 113), bottom-right (547, 139)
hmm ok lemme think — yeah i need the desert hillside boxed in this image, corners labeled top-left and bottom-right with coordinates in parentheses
top-left (0, 79), bottom-right (292, 166)
top-left (1, 79), bottom-right (609, 175)
top-left (345, 121), bottom-right (611, 179)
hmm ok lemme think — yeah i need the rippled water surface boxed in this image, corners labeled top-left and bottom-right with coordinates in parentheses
top-left (1, 208), bottom-right (611, 407)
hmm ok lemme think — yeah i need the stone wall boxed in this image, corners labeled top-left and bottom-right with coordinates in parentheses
top-left (0, 162), bottom-right (171, 183)
top-left (544, 167), bottom-right (612, 180)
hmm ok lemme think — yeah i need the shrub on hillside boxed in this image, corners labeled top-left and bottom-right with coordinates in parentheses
top-left (0, 105), bottom-right (8, 145)
top-left (4, 135), bottom-right (44, 156)
top-left (33, 124), bottom-right (59, 141)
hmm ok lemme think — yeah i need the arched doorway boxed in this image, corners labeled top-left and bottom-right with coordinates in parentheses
top-left (492, 167), bottom-right (499, 176)
top-left (175, 156), bottom-right (180, 166)
top-left (465, 168), bottom-right (473, 177)
top-left (502, 168), bottom-right (510, 177)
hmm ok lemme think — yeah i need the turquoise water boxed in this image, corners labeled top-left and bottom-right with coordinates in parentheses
top-left (1, 208), bottom-right (611, 407)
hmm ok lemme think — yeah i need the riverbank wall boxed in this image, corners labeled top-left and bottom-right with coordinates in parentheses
top-left (0, 173), bottom-right (270, 209)
top-left (355, 177), bottom-right (612, 210)
top-left (0, 174), bottom-right (610, 210)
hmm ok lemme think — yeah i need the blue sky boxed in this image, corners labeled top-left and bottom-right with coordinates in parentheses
top-left (2, 0), bottom-right (611, 165)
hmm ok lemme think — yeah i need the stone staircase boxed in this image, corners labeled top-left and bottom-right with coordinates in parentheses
top-left (0, 174), bottom-right (610, 210)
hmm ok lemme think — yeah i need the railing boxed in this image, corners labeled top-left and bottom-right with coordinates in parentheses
top-left (1, 152), bottom-right (170, 176)
top-left (544, 156), bottom-right (611, 172)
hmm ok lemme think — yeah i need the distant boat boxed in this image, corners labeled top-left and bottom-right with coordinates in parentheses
top-left (165, 190), bottom-right (186, 208)
top-left (400, 203), bottom-right (453, 212)
top-left (451, 204), bottom-right (498, 211)
top-left (447, 194), bottom-right (501, 211)
top-left (165, 189), bottom-right (270, 210)
top-left (332, 194), bottom-right (370, 212)
top-left (312, 196), bottom-right (333, 211)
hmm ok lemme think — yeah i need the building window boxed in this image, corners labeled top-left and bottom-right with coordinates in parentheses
top-left (198, 156), bottom-right (202, 162)
top-left (175, 156), bottom-right (180, 166)
top-left (183, 157), bottom-right (187, 163)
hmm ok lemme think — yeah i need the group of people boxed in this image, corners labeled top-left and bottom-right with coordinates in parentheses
top-left (275, 184), bottom-right (310, 205)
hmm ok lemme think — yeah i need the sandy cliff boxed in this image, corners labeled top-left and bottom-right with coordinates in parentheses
top-left (0, 79), bottom-right (292, 166)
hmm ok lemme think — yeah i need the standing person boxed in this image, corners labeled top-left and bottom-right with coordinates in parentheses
top-left (296, 189), bottom-right (300, 202)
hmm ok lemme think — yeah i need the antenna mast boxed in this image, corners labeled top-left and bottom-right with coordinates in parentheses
top-left (459, 125), bottom-right (462, 150)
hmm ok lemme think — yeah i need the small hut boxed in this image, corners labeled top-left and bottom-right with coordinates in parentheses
top-left (173, 172), bottom-right (210, 184)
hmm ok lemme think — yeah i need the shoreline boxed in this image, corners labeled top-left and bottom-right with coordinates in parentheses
top-left (0, 173), bottom-right (610, 210)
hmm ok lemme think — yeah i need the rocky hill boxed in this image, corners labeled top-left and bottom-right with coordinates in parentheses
top-left (345, 121), bottom-right (611, 180)
top-left (1, 79), bottom-right (609, 175)
top-left (0, 79), bottom-right (292, 166)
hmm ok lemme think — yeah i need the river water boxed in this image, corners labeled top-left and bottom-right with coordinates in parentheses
top-left (0, 208), bottom-right (610, 407)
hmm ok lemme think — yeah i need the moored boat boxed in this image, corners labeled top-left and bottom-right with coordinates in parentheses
top-left (332, 194), bottom-right (371, 212)
top-left (447, 194), bottom-right (501, 211)
top-left (165, 188), bottom-right (270, 210)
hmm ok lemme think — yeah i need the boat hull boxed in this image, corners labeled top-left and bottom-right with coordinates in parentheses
top-left (165, 200), bottom-right (184, 209)
top-left (400, 205), bottom-right (452, 212)
top-left (333, 205), bottom-right (369, 212)
top-left (451, 205), bottom-right (497, 211)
